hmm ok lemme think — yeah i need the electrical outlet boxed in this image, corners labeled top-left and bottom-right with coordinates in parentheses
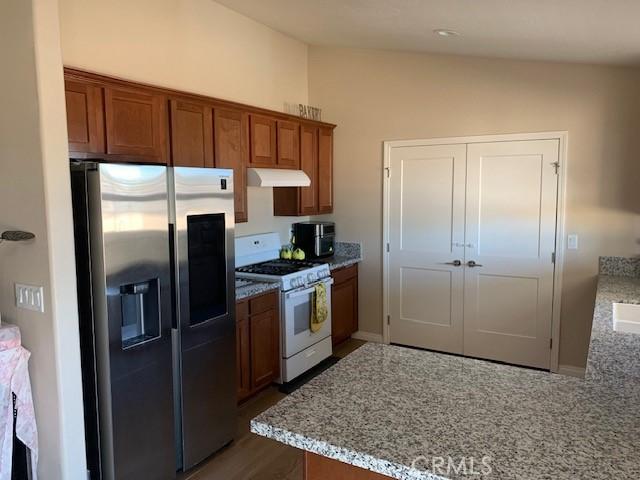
top-left (15, 284), bottom-right (45, 313)
top-left (567, 234), bottom-right (579, 250)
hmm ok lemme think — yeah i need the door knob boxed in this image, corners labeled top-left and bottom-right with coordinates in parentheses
top-left (445, 260), bottom-right (462, 266)
top-left (467, 260), bottom-right (483, 267)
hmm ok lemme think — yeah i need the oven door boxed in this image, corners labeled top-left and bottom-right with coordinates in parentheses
top-left (282, 278), bottom-right (333, 358)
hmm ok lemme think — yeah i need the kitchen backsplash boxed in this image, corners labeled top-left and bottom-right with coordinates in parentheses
top-left (234, 187), bottom-right (310, 244)
top-left (334, 241), bottom-right (362, 258)
top-left (599, 256), bottom-right (640, 277)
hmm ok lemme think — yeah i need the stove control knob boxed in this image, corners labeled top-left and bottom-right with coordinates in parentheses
top-left (307, 272), bottom-right (316, 282)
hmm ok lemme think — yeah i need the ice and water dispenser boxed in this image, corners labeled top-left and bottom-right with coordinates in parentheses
top-left (120, 279), bottom-right (161, 349)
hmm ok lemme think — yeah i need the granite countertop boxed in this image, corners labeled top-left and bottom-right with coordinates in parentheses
top-left (324, 241), bottom-right (363, 271)
top-left (251, 257), bottom-right (640, 479)
top-left (586, 273), bottom-right (640, 382)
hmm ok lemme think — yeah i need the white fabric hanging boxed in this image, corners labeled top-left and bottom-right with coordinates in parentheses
top-left (0, 324), bottom-right (38, 480)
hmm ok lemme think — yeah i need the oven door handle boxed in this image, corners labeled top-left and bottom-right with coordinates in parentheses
top-left (285, 278), bottom-right (334, 299)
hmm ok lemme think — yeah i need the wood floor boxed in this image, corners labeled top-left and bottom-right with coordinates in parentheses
top-left (179, 339), bottom-right (366, 480)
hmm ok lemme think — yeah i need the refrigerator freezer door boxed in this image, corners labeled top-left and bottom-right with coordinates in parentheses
top-left (77, 163), bottom-right (176, 480)
top-left (172, 167), bottom-right (237, 470)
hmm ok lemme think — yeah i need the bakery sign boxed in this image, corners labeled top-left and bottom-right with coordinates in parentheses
top-left (284, 102), bottom-right (322, 121)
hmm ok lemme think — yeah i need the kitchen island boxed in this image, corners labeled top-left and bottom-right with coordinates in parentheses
top-left (251, 257), bottom-right (640, 479)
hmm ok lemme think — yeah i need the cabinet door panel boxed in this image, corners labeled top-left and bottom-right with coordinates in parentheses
top-left (332, 266), bottom-right (358, 346)
top-left (170, 99), bottom-right (213, 168)
top-left (250, 309), bottom-right (280, 390)
top-left (105, 86), bottom-right (167, 163)
top-left (236, 318), bottom-right (251, 402)
top-left (236, 301), bottom-right (251, 402)
top-left (277, 120), bottom-right (300, 169)
top-left (249, 115), bottom-right (277, 167)
top-left (65, 80), bottom-right (105, 154)
top-left (215, 109), bottom-right (248, 223)
top-left (318, 127), bottom-right (333, 214)
top-left (299, 125), bottom-right (318, 215)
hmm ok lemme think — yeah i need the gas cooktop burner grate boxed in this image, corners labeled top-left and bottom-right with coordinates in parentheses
top-left (236, 259), bottom-right (322, 276)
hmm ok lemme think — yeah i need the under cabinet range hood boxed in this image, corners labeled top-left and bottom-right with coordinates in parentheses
top-left (247, 168), bottom-right (311, 187)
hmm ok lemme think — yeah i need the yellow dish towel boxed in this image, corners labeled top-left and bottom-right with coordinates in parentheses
top-left (310, 283), bottom-right (328, 333)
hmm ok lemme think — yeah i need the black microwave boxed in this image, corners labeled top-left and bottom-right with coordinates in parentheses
top-left (293, 221), bottom-right (335, 259)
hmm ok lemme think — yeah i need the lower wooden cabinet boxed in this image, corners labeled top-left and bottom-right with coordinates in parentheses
top-left (331, 264), bottom-right (359, 346)
top-left (235, 301), bottom-right (252, 401)
top-left (304, 452), bottom-right (390, 480)
top-left (236, 290), bottom-right (280, 403)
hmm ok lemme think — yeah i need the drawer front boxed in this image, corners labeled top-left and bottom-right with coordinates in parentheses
top-left (331, 264), bottom-right (358, 284)
top-left (281, 336), bottom-right (332, 383)
top-left (249, 291), bottom-right (278, 315)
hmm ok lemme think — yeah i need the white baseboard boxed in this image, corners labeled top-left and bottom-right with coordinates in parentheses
top-left (351, 330), bottom-right (384, 343)
top-left (557, 364), bottom-right (586, 378)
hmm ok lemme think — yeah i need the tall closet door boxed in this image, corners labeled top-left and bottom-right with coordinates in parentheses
top-left (463, 140), bottom-right (559, 369)
top-left (388, 144), bottom-right (467, 354)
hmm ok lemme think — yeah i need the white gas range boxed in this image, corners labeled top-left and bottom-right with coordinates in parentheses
top-left (235, 233), bottom-right (333, 383)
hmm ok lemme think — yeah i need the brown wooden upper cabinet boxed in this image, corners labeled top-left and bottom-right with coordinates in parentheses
top-left (276, 120), bottom-right (300, 169)
top-left (169, 99), bottom-right (214, 168)
top-left (317, 127), bottom-right (334, 214)
top-left (273, 125), bottom-right (334, 216)
top-left (65, 80), bottom-right (105, 154)
top-left (63, 69), bottom-right (335, 223)
top-left (249, 114), bottom-right (277, 167)
top-left (298, 125), bottom-right (319, 214)
top-left (215, 108), bottom-right (249, 223)
top-left (104, 86), bottom-right (168, 164)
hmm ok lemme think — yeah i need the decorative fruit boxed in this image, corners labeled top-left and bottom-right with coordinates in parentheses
top-left (292, 248), bottom-right (306, 260)
top-left (280, 247), bottom-right (292, 260)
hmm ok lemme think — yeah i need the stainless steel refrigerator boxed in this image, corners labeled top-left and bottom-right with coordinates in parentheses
top-left (71, 162), bottom-right (236, 480)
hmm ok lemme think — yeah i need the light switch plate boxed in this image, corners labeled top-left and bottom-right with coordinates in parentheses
top-left (567, 234), bottom-right (579, 250)
top-left (15, 284), bottom-right (45, 313)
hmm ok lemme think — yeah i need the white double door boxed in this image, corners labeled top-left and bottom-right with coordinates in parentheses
top-left (388, 139), bottom-right (559, 369)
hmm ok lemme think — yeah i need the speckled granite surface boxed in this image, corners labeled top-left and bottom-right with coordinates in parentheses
top-left (586, 259), bottom-right (640, 382)
top-left (251, 257), bottom-right (640, 479)
top-left (324, 241), bottom-right (362, 271)
top-left (599, 256), bottom-right (640, 277)
top-left (235, 279), bottom-right (279, 301)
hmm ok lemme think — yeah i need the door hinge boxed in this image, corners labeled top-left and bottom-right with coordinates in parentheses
top-left (387, 315), bottom-right (391, 325)
top-left (551, 162), bottom-right (559, 175)
top-left (550, 338), bottom-right (553, 349)
top-left (386, 242), bottom-right (390, 253)
top-left (384, 167), bottom-right (390, 178)
top-left (551, 252), bottom-right (556, 264)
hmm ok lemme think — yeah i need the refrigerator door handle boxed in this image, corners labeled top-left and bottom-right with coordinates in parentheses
top-left (169, 222), bottom-right (178, 331)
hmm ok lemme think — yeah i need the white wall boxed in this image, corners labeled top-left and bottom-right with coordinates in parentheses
top-left (0, 0), bottom-right (85, 478)
top-left (59, 0), bottom-right (312, 244)
top-left (308, 47), bottom-right (640, 368)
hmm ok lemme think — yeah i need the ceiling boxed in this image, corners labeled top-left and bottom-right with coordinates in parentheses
top-left (216, 0), bottom-right (640, 66)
